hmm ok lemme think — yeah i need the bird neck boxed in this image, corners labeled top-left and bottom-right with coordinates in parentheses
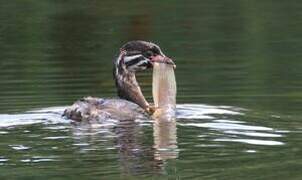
top-left (113, 56), bottom-right (149, 110)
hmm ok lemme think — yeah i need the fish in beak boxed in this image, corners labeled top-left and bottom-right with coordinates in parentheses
top-left (150, 55), bottom-right (176, 69)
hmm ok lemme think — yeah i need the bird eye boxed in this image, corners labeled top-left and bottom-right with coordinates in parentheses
top-left (144, 50), bottom-right (153, 57)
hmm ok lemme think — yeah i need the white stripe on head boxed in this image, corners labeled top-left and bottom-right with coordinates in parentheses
top-left (124, 54), bottom-right (143, 63)
top-left (136, 59), bottom-right (149, 66)
top-left (115, 53), bottom-right (124, 75)
top-left (127, 57), bottom-right (149, 71)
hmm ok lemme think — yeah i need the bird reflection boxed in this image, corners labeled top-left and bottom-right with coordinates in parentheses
top-left (70, 115), bottom-right (178, 175)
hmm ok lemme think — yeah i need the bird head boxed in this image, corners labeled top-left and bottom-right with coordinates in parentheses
top-left (115, 40), bottom-right (175, 73)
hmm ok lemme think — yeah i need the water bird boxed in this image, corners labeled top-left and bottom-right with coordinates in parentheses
top-left (63, 41), bottom-right (175, 121)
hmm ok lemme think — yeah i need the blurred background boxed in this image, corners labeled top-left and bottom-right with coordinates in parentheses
top-left (1, 1), bottom-right (302, 179)
top-left (1, 0), bottom-right (302, 114)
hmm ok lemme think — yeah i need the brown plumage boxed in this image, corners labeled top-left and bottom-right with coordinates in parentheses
top-left (63, 40), bottom-right (174, 121)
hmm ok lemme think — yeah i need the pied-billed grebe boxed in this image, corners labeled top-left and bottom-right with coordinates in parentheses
top-left (63, 40), bottom-right (175, 121)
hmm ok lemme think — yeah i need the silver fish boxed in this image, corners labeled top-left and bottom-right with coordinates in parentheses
top-left (152, 62), bottom-right (177, 119)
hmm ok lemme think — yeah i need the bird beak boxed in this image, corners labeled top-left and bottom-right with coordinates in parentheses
top-left (150, 55), bottom-right (176, 69)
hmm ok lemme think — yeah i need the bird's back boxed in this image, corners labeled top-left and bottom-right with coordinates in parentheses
top-left (63, 97), bottom-right (149, 122)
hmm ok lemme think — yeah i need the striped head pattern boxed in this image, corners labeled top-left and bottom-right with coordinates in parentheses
top-left (115, 40), bottom-right (165, 73)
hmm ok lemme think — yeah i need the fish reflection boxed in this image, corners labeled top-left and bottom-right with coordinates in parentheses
top-left (153, 118), bottom-right (178, 161)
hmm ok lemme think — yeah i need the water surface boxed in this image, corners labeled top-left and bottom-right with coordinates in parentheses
top-left (1, 0), bottom-right (302, 179)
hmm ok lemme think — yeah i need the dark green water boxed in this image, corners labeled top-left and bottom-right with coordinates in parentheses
top-left (0, 1), bottom-right (302, 179)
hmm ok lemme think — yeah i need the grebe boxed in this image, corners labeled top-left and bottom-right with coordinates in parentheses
top-left (63, 41), bottom-right (175, 121)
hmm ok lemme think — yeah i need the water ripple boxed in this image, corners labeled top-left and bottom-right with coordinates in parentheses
top-left (0, 106), bottom-right (69, 128)
top-left (224, 130), bottom-right (282, 137)
top-left (0, 103), bottom-right (288, 173)
top-left (177, 104), bottom-right (285, 146)
top-left (177, 104), bottom-right (244, 120)
top-left (43, 136), bottom-right (69, 140)
top-left (21, 156), bottom-right (59, 163)
top-left (10, 145), bottom-right (31, 151)
top-left (183, 122), bottom-right (273, 131)
top-left (0, 157), bottom-right (9, 162)
top-left (214, 138), bottom-right (284, 146)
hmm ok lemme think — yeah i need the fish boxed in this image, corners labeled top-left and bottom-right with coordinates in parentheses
top-left (152, 62), bottom-right (177, 119)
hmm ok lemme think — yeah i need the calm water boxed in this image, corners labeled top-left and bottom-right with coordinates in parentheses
top-left (1, 1), bottom-right (302, 179)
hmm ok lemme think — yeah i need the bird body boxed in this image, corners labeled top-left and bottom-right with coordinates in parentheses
top-left (63, 97), bottom-right (147, 121)
top-left (63, 41), bottom-right (175, 121)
